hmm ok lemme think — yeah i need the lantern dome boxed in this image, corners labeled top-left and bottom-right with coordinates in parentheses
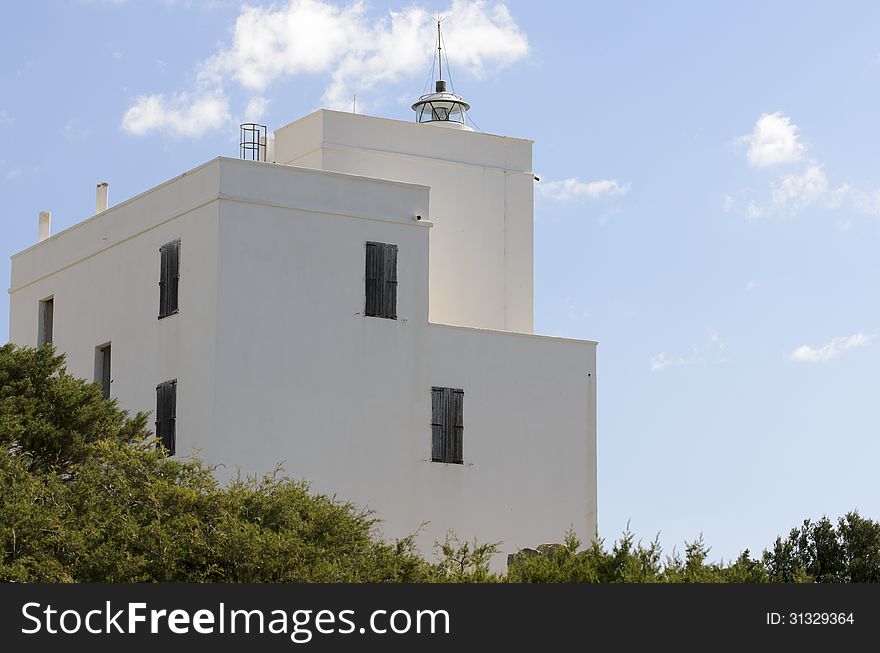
top-left (413, 18), bottom-right (474, 131)
top-left (412, 80), bottom-right (473, 131)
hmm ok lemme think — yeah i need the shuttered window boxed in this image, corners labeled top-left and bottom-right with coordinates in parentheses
top-left (95, 343), bottom-right (111, 399)
top-left (365, 241), bottom-right (397, 319)
top-left (158, 240), bottom-right (180, 319)
top-left (38, 297), bottom-right (54, 346)
top-left (431, 387), bottom-right (464, 464)
top-left (156, 379), bottom-right (177, 455)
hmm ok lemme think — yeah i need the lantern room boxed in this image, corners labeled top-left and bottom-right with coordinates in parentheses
top-left (412, 80), bottom-right (473, 131)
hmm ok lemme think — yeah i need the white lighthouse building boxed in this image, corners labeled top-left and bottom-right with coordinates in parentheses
top-left (8, 71), bottom-right (597, 567)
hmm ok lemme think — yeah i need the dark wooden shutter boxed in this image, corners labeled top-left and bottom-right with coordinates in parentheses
top-left (159, 240), bottom-right (180, 318)
top-left (450, 388), bottom-right (464, 464)
top-left (44, 299), bottom-right (54, 345)
top-left (156, 379), bottom-right (177, 455)
top-left (431, 387), bottom-right (464, 464)
top-left (365, 242), bottom-right (380, 317)
top-left (99, 344), bottom-right (111, 399)
top-left (365, 242), bottom-right (397, 319)
top-left (431, 387), bottom-right (445, 462)
top-left (158, 243), bottom-right (167, 318)
top-left (168, 240), bottom-right (180, 314)
top-left (39, 298), bottom-right (54, 346)
top-left (384, 243), bottom-right (398, 319)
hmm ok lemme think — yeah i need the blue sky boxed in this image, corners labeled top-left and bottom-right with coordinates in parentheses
top-left (3, 0), bottom-right (880, 562)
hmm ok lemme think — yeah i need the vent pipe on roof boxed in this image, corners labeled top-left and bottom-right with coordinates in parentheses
top-left (260, 134), bottom-right (275, 163)
top-left (96, 182), bottom-right (109, 213)
top-left (38, 211), bottom-right (51, 242)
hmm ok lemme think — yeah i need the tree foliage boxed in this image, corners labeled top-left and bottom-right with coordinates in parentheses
top-left (506, 531), bottom-right (768, 583)
top-left (1, 344), bottom-right (878, 583)
top-left (762, 513), bottom-right (880, 583)
top-left (0, 344), bottom-right (432, 582)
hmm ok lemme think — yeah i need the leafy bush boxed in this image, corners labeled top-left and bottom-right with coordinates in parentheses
top-left (2, 344), bottom-right (877, 583)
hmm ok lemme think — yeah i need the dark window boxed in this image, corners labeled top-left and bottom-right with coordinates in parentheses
top-left (158, 240), bottom-right (180, 319)
top-left (156, 379), bottom-right (177, 455)
top-left (431, 387), bottom-right (464, 464)
top-left (365, 241), bottom-right (397, 319)
top-left (95, 343), bottom-right (111, 399)
top-left (38, 297), bottom-right (54, 346)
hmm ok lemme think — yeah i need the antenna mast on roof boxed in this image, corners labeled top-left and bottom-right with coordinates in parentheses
top-left (411, 16), bottom-right (473, 130)
top-left (436, 15), bottom-right (443, 84)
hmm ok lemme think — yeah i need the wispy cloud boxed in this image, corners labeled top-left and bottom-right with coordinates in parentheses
top-left (744, 164), bottom-right (876, 220)
top-left (0, 110), bottom-right (12, 127)
top-left (123, 0), bottom-right (529, 137)
top-left (596, 206), bottom-right (623, 226)
top-left (243, 96), bottom-right (269, 123)
top-left (651, 329), bottom-right (728, 372)
top-left (650, 352), bottom-right (690, 372)
top-left (790, 332), bottom-right (872, 363)
top-left (735, 112), bottom-right (879, 221)
top-left (62, 119), bottom-right (92, 142)
top-left (537, 178), bottom-right (629, 201)
top-left (770, 164), bottom-right (829, 215)
top-left (850, 188), bottom-right (880, 216)
top-left (739, 112), bottom-right (805, 167)
top-left (122, 92), bottom-right (230, 138)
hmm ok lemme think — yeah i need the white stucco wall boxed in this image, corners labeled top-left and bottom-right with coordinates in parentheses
top-left (8, 153), bottom-right (596, 570)
top-left (204, 159), bottom-right (595, 565)
top-left (274, 110), bottom-right (535, 334)
top-left (423, 325), bottom-right (597, 556)
top-left (9, 161), bottom-right (222, 454)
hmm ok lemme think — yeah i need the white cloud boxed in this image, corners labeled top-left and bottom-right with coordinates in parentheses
top-left (745, 280), bottom-right (757, 292)
top-left (0, 110), bottom-right (11, 127)
top-left (733, 112), bottom-right (880, 221)
top-left (122, 92), bottom-right (230, 138)
top-left (202, 0), bottom-right (365, 94)
top-left (745, 164), bottom-right (856, 219)
top-left (650, 352), bottom-right (689, 372)
top-left (740, 112), bottom-right (805, 167)
top-left (537, 178), bottom-right (629, 201)
top-left (125, 0), bottom-right (529, 136)
top-left (204, 0), bottom-right (528, 109)
top-left (790, 332), bottom-right (872, 363)
top-left (596, 206), bottom-right (623, 226)
top-left (771, 164), bottom-right (829, 215)
top-left (722, 194), bottom-right (735, 212)
top-left (709, 329), bottom-right (728, 364)
top-left (851, 188), bottom-right (880, 216)
top-left (826, 182), bottom-right (851, 210)
top-left (745, 200), bottom-right (766, 220)
top-left (651, 330), bottom-right (729, 372)
top-left (243, 96), bottom-right (269, 122)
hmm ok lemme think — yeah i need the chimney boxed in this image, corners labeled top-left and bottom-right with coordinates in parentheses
top-left (260, 135), bottom-right (275, 163)
top-left (38, 211), bottom-right (51, 242)
top-left (96, 182), bottom-right (109, 213)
